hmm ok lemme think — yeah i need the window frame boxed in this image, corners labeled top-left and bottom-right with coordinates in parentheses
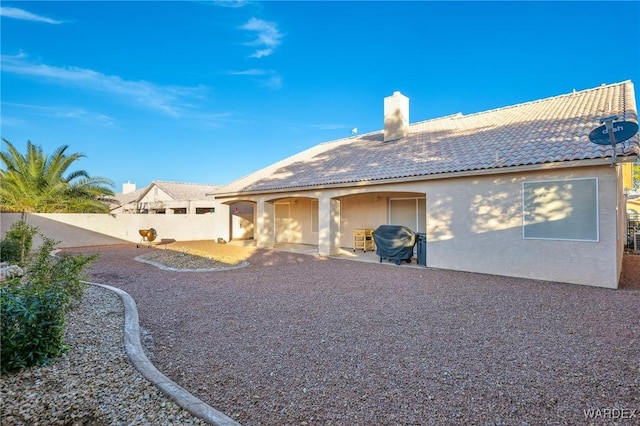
top-left (522, 177), bottom-right (599, 242)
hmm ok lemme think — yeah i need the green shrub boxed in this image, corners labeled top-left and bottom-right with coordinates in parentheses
top-left (1, 285), bottom-right (67, 374)
top-left (0, 239), bottom-right (20, 264)
top-left (1, 235), bottom-right (98, 375)
top-left (0, 221), bottom-right (38, 266)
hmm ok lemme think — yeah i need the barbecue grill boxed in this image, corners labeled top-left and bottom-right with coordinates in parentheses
top-left (137, 228), bottom-right (157, 248)
top-left (372, 225), bottom-right (416, 265)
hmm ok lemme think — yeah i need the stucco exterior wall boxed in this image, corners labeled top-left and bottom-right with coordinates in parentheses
top-left (210, 163), bottom-right (625, 288)
top-left (273, 198), bottom-right (316, 244)
top-left (1, 209), bottom-right (228, 249)
top-left (424, 166), bottom-right (620, 288)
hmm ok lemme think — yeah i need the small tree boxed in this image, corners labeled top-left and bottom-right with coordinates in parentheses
top-left (1, 235), bottom-right (98, 374)
top-left (0, 221), bottom-right (38, 266)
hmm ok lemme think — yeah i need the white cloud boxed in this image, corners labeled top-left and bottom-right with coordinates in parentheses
top-left (226, 68), bottom-right (282, 89)
top-left (2, 102), bottom-right (116, 127)
top-left (226, 69), bottom-right (269, 76)
top-left (213, 0), bottom-right (249, 8)
top-left (0, 7), bottom-right (63, 24)
top-left (259, 73), bottom-right (282, 90)
top-left (239, 17), bottom-right (282, 58)
top-left (1, 54), bottom-right (207, 117)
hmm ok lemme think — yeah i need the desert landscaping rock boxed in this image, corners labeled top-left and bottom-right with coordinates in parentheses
top-left (3, 244), bottom-right (639, 425)
top-left (0, 285), bottom-right (208, 426)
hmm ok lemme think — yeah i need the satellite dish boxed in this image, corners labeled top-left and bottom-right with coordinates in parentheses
top-left (589, 115), bottom-right (639, 165)
top-left (589, 120), bottom-right (638, 145)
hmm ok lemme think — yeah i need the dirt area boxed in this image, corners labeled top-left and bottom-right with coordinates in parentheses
top-left (138, 240), bottom-right (257, 269)
top-left (620, 251), bottom-right (640, 289)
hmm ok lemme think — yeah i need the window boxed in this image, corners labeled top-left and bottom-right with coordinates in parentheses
top-left (196, 207), bottom-right (215, 214)
top-left (522, 178), bottom-right (598, 241)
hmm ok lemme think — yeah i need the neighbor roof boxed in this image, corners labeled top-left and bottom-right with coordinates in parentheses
top-left (110, 181), bottom-right (219, 210)
top-left (215, 80), bottom-right (639, 196)
top-left (145, 181), bottom-right (220, 200)
top-left (108, 186), bottom-right (147, 211)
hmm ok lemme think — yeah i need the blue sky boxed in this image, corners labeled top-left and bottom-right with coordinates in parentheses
top-left (1, 1), bottom-right (639, 192)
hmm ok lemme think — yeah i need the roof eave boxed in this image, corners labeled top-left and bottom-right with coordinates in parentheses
top-left (213, 157), bottom-right (635, 199)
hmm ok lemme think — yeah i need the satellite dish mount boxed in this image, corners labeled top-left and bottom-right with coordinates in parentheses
top-left (588, 115), bottom-right (639, 165)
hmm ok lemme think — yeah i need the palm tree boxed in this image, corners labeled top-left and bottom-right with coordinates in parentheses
top-left (0, 139), bottom-right (115, 215)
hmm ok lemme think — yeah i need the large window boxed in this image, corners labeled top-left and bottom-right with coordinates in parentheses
top-left (522, 178), bottom-right (598, 241)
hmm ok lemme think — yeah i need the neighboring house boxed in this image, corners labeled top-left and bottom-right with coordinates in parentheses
top-left (212, 81), bottom-right (639, 288)
top-left (105, 180), bottom-right (254, 243)
top-left (111, 180), bottom-right (219, 215)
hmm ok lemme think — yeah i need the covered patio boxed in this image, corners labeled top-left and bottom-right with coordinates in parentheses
top-left (228, 239), bottom-right (426, 268)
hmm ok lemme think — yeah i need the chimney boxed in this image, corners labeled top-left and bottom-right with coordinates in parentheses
top-left (384, 91), bottom-right (409, 142)
top-left (122, 181), bottom-right (136, 194)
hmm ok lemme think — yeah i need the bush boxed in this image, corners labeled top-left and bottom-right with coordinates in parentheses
top-left (25, 237), bottom-right (97, 308)
top-left (0, 238), bottom-right (20, 263)
top-left (0, 221), bottom-right (38, 266)
top-left (1, 285), bottom-right (67, 373)
top-left (1, 235), bottom-right (98, 375)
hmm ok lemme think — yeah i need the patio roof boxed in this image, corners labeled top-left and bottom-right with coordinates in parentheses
top-left (215, 80), bottom-right (639, 196)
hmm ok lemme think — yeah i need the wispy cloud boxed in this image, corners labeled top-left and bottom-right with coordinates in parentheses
top-left (225, 68), bottom-right (282, 89)
top-left (2, 101), bottom-right (116, 127)
top-left (1, 54), bottom-right (208, 117)
top-left (212, 0), bottom-right (250, 8)
top-left (226, 68), bottom-right (269, 76)
top-left (259, 73), bottom-right (282, 90)
top-left (239, 17), bottom-right (283, 58)
top-left (0, 6), bottom-right (63, 24)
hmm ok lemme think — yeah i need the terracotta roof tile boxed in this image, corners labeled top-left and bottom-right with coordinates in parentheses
top-left (216, 81), bottom-right (639, 195)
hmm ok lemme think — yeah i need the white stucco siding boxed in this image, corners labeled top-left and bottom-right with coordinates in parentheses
top-left (425, 166), bottom-right (620, 288)
top-left (139, 186), bottom-right (172, 203)
top-left (0, 211), bottom-right (225, 248)
top-left (339, 194), bottom-right (388, 248)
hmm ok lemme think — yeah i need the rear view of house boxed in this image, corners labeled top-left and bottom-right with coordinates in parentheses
top-left (213, 81), bottom-right (639, 288)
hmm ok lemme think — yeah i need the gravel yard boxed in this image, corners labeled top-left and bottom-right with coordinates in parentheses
top-left (3, 243), bottom-right (639, 425)
top-left (0, 284), bottom-right (207, 426)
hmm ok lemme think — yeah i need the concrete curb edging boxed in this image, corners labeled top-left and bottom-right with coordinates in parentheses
top-left (84, 281), bottom-right (241, 426)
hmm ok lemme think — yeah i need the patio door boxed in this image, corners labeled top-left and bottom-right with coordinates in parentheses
top-left (389, 198), bottom-right (426, 232)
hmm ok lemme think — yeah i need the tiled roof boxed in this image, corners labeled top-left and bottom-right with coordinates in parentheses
top-left (110, 181), bottom-right (219, 209)
top-left (108, 186), bottom-right (146, 210)
top-left (150, 181), bottom-right (219, 200)
top-left (216, 81), bottom-right (639, 196)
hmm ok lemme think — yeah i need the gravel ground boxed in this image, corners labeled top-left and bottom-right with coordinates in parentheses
top-left (3, 244), bottom-right (638, 425)
top-left (53, 244), bottom-right (639, 426)
top-left (0, 284), bottom-right (207, 426)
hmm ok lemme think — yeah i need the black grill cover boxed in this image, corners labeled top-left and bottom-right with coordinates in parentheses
top-left (372, 225), bottom-right (416, 262)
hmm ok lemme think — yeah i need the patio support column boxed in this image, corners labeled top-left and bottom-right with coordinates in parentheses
top-left (318, 195), bottom-right (341, 256)
top-left (256, 198), bottom-right (275, 248)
